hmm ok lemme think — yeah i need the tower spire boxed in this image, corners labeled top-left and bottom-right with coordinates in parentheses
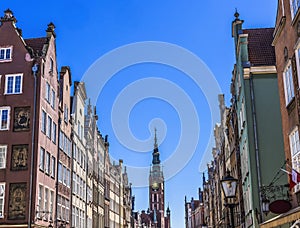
top-left (154, 128), bottom-right (158, 149)
top-left (152, 128), bottom-right (160, 165)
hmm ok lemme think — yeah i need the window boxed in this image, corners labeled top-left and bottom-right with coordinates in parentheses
top-left (290, 128), bottom-right (300, 192)
top-left (50, 191), bottom-right (54, 221)
top-left (49, 57), bottom-right (54, 73)
top-left (41, 110), bottom-right (46, 133)
top-left (58, 162), bottom-right (62, 183)
top-left (51, 156), bottom-right (55, 178)
top-left (52, 122), bottom-right (57, 144)
top-left (0, 146), bottom-right (6, 168)
top-left (45, 151), bottom-right (50, 174)
top-left (290, 128), bottom-right (300, 156)
top-left (0, 183), bottom-right (5, 218)
top-left (39, 147), bottom-right (45, 171)
top-left (44, 188), bottom-right (49, 220)
top-left (0, 46), bottom-right (12, 61)
top-left (38, 185), bottom-right (43, 213)
top-left (45, 82), bottom-right (50, 102)
top-left (283, 64), bottom-right (295, 105)
top-left (0, 107), bottom-right (10, 130)
top-left (5, 74), bottom-right (22, 94)
top-left (290, 0), bottom-right (300, 19)
top-left (64, 104), bottom-right (68, 123)
top-left (51, 89), bottom-right (55, 109)
top-left (47, 116), bottom-right (52, 138)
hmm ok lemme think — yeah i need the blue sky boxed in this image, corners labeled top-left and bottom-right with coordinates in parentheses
top-left (1, 1), bottom-right (277, 227)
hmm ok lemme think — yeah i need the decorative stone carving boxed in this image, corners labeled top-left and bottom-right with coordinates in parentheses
top-left (13, 107), bottom-right (30, 132)
top-left (11, 145), bottom-right (28, 171)
top-left (8, 183), bottom-right (26, 220)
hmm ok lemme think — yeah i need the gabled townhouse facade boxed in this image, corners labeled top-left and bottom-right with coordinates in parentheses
top-left (231, 12), bottom-right (287, 227)
top-left (71, 81), bottom-right (88, 227)
top-left (0, 9), bottom-right (134, 228)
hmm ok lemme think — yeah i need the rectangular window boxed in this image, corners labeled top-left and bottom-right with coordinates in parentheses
top-left (72, 206), bottom-right (76, 226)
top-left (51, 89), bottom-right (55, 109)
top-left (45, 82), bottom-right (50, 102)
top-left (290, 0), bottom-right (300, 19)
top-left (47, 116), bottom-right (52, 138)
top-left (283, 64), bottom-right (295, 105)
top-left (52, 122), bottom-right (57, 144)
top-left (51, 156), bottom-right (55, 178)
top-left (58, 162), bottom-right (62, 183)
top-left (59, 130), bottom-right (63, 150)
top-left (44, 188), bottom-right (49, 220)
top-left (290, 128), bottom-right (300, 156)
top-left (5, 74), bottom-right (22, 94)
top-left (49, 57), bottom-right (54, 73)
top-left (50, 191), bottom-right (54, 221)
top-left (0, 107), bottom-right (10, 130)
top-left (0, 47), bottom-right (12, 61)
top-left (0, 146), bottom-right (6, 169)
top-left (73, 172), bottom-right (76, 194)
top-left (63, 166), bottom-right (67, 186)
top-left (64, 104), bottom-right (68, 123)
top-left (39, 147), bottom-right (45, 171)
top-left (66, 169), bottom-right (70, 187)
top-left (0, 183), bottom-right (5, 218)
top-left (57, 195), bottom-right (61, 219)
top-left (45, 151), bottom-right (50, 174)
top-left (41, 110), bottom-right (46, 133)
top-left (38, 185), bottom-right (43, 212)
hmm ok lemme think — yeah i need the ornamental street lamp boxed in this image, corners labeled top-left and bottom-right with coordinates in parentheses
top-left (221, 170), bottom-right (238, 228)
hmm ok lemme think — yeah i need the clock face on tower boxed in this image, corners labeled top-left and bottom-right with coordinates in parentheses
top-left (152, 182), bottom-right (159, 191)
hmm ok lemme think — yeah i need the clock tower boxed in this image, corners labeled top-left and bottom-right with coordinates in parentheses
top-left (149, 129), bottom-right (166, 228)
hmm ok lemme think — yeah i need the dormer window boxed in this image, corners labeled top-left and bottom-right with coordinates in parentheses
top-left (0, 46), bottom-right (12, 62)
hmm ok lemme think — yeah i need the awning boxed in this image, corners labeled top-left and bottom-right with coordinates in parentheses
top-left (260, 206), bottom-right (300, 228)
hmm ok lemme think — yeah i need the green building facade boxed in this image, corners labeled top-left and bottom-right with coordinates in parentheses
top-left (231, 13), bottom-right (288, 227)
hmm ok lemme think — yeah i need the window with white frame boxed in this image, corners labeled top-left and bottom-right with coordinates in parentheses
top-left (0, 146), bottom-right (7, 169)
top-left (283, 63), bottom-right (295, 105)
top-left (290, 0), bottom-right (300, 19)
top-left (44, 188), bottom-right (49, 220)
top-left (49, 190), bottom-right (54, 221)
top-left (5, 74), bottom-right (22, 94)
top-left (38, 185), bottom-right (43, 213)
top-left (0, 107), bottom-right (10, 130)
top-left (0, 46), bottom-right (12, 61)
top-left (295, 47), bottom-right (300, 87)
top-left (0, 183), bottom-right (5, 218)
top-left (290, 127), bottom-right (300, 192)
